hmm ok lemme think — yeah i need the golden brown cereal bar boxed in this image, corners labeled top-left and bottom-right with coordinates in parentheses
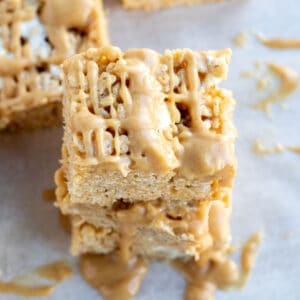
top-left (0, 0), bottom-right (108, 130)
top-left (56, 45), bottom-right (236, 259)
top-left (59, 46), bottom-right (236, 206)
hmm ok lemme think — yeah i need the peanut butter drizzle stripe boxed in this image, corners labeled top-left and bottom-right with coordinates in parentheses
top-left (253, 139), bottom-right (300, 155)
top-left (253, 63), bottom-right (300, 114)
top-left (0, 282), bottom-right (55, 298)
top-left (0, 261), bottom-right (73, 297)
top-left (257, 34), bottom-right (300, 49)
top-left (35, 261), bottom-right (73, 282)
top-left (172, 232), bottom-right (262, 300)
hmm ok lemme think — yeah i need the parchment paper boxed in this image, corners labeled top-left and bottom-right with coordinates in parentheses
top-left (0, 0), bottom-right (299, 299)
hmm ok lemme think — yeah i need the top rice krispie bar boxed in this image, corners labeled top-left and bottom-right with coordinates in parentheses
top-left (60, 45), bottom-right (236, 208)
top-left (0, 0), bottom-right (108, 130)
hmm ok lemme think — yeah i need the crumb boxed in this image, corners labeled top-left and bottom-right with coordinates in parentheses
top-left (256, 33), bottom-right (300, 49)
top-left (233, 32), bottom-right (248, 48)
top-left (253, 139), bottom-right (300, 155)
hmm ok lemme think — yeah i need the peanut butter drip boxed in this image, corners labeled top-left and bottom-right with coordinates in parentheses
top-left (253, 139), bottom-right (300, 155)
top-left (0, 0), bottom-right (107, 129)
top-left (79, 253), bottom-right (148, 300)
top-left (34, 261), bottom-right (73, 282)
top-left (257, 34), bottom-right (300, 49)
top-left (65, 46), bottom-right (236, 179)
top-left (115, 199), bottom-right (230, 260)
top-left (254, 63), bottom-right (300, 114)
top-left (40, 0), bottom-right (98, 63)
top-left (0, 260), bottom-right (72, 297)
top-left (173, 232), bottom-right (261, 300)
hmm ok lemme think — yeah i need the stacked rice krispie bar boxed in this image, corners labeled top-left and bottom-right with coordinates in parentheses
top-left (0, 0), bottom-right (108, 130)
top-left (55, 45), bottom-right (236, 259)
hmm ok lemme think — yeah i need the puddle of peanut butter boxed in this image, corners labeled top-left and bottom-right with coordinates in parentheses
top-left (172, 232), bottom-right (261, 300)
top-left (253, 63), bottom-right (300, 115)
top-left (79, 253), bottom-right (148, 300)
top-left (0, 260), bottom-right (72, 297)
top-left (257, 34), bottom-right (300, 49)
top-left (253, 139), bottom-right (300, 155)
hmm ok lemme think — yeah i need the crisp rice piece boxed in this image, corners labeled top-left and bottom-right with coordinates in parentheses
top-left (122, 0), bottom-right (224, 10)
top-left (0, 0), bottom-right (108, 130)
top-left (56, 45), bottom-right (236, 260)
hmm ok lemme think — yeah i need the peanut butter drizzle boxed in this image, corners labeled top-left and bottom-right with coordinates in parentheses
top-left (253, 139), bottom-right (300, 155)
top-left (34, 261), bottom-right (73, 282)
top-left (115, 199), bottom-right (230, 260)
top-left (173, 232), bottom-right (261, 300)
top-left (79, 253), bottom-right (148, 300)
top-left (0, 282), bottom-right (54, 298)
top-left (68, 47), bottom-right (236, 180)
top-left (257, 34), bottom-right (300, 49)
top-left (40, 0), bottom-right (94, 63)
top-left (254, 63), bottom-right (300, 114)
top-left (0, 260), bottom-right (73, 297)
top-left (118, 50), bottom-right (179, 173)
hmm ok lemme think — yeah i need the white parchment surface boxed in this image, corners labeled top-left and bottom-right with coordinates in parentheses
top-left (0, 0), bottom-right (299, 299)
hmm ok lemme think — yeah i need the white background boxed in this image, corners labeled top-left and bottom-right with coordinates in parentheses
top-left (0, 0), bottom-right (299, 299)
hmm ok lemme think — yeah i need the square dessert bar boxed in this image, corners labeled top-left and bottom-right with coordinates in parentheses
top-left (56, 45), bottom-right (236, 259)
top-left (60, 46), bottom-right (236, 207)
top-left (0, 0), bottom-right (108, 130)
top-left (122, 0), bottom-right (223, 10)
top-left (56, 165), bottom-right (232, 258)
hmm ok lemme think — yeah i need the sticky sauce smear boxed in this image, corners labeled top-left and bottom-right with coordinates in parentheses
top-left (233, 32), bottom-right (248, 48)
top-left (257, 34), bottom-right (300, 49)
top-left (253, 139), bottom-right (300, 155)
top-left (253, 63), bottom-right (300, 115)
top-left (173, 232), bottom-right (262, 300)
top-left (79, 253), bottom-right (148, 300)
top-left (0, 260), bottom-right (73, 297)
top-left (35, 260), bottom-right (73, 282)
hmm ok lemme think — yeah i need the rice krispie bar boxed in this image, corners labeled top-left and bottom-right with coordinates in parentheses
top-left (59, 46), bottom-right (236, 206)
top-left (70, 198), bottom-right (231, 259)
top-left (0, 0), bottom-right (108, 130)
top-left (122, 0), bottom-right (223, 10)
top-left (56, 45), bottom-right (236, 259)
